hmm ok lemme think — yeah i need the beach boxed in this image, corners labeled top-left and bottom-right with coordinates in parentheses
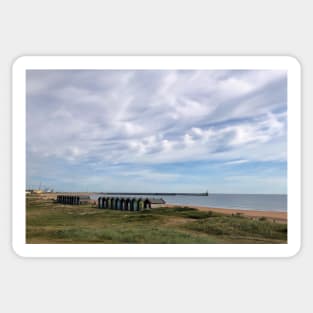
top-left (165, 204), bottom-right (287, 223)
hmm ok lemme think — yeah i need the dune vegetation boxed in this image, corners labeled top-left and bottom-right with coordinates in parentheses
top-left (26, 195), bottom-right (287, 244)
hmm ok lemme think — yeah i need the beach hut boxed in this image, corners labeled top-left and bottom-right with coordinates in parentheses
top-left (106, 198), bottom-right (111, 209)
top-left (109, 197), bottom-right (115, 209)
top-left (78, 195), bottom-right (91, 205)
top-left (125, 198), bottom-right (131, 211)
top-left (115, 198), bottom-right (120, 210)
top-left (116, 198), bottom-right (121, 210)
top-left (120, 198), bottom-right (125, 210)
top-left (120, 198), bottom-right (124, 210)
top-left (112, 198), bottom-right (117, 210)
top-left (99, 197), bottom-right (105, 208)
top-left (131, 198), bottom-right (138, 211)
top-left (58, 194), bottom-right (90, 205)
top-left (144, 198), bottom-right (150, 209)
top-left (110, 197), bottom-right (115, 209)
top-left (145, 198), bottom-right (166, 209)
top-left (138, 198), bottom-right (144, 211)
top-left (119, 198), bottom-right (122, 210)
top-left (102, 197), bottom-right (107, 209)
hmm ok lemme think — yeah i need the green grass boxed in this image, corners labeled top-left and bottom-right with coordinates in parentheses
top-left (26, 195), bottom-right (287, 244)
top-left (183, 215), bottom-right (287, 242)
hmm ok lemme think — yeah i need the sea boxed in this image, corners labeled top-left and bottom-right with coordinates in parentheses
top-left (90, 193), bottom-right (287, 212)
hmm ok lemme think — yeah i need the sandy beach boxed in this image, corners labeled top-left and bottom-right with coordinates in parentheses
top-left (165, 204), bottom-right (287, 223)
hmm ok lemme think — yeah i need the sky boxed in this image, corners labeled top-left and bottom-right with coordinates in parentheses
top-left (26, 69), bottom-right (287, 194)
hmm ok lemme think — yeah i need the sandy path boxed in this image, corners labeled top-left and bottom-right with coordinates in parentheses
top-left (165, 204), bottom-right (287, 223)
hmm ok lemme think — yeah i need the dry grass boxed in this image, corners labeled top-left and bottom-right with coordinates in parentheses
top-left (26, 195), bottom-right (287, 244)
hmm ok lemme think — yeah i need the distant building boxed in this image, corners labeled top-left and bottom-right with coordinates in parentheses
top-left (57, 195), bottom-right (91, 205)
top-left (97, 196), bottom-right (166, 211)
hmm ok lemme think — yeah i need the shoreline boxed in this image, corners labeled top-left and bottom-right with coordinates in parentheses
top-left (165, 204), bottom-right (287, 223)
top-left (34, 193), bottom-right (287, 223)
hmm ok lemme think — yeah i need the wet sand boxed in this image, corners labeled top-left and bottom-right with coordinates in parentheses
top-left (165, 204), bottom-right (287, 223)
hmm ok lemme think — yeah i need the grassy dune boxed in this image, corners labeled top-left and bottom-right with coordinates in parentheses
top-left (26, 195), bottom-right (287, 244)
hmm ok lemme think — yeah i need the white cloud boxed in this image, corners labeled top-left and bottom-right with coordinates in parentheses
top-left (224, 159), bottom-right (249, 165)
top-left (27, 69), bottom-right (287, 168)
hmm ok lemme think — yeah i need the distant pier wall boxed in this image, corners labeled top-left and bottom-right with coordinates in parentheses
top-left (101, 192), bottom-right (208, 196)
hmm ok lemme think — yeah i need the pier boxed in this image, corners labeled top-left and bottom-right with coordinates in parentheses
top-left (99, 192), bottom-right (209, 196)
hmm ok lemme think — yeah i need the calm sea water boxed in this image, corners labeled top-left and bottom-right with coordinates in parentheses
top-left (91, 193), bottom-right (287, 212)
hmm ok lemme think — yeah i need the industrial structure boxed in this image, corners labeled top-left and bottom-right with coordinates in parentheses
top-left (97, 196), bottom-right (166, 211)
top-left (56, 195), bottom-right (91, 205)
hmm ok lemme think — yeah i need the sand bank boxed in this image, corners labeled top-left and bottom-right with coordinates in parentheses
top-left (165, 204), bottom-right (287, 223)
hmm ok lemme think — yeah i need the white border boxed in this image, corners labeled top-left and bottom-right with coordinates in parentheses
top-left (12, 56), bottom-right (301, 258)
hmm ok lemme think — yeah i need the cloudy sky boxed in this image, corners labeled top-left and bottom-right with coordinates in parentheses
top-left (26, 69), bottom-right (287, 194)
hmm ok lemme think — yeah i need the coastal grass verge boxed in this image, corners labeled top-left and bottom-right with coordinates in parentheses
top-left (26, 195), bottom-right (287, 244)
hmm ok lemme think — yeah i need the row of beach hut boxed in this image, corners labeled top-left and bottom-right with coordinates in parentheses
top-left (98, 196), bottom-right (165, 211)
top-left (56, 195), bottom-right (91, 205)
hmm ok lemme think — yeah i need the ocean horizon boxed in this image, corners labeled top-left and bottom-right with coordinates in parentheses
top-left (89, 193), bottom-right (287, 212)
